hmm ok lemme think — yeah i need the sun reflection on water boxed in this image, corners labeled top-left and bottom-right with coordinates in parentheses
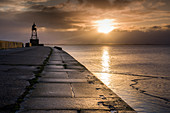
top-left (102, 47), bottom-right (110, 72)
top-left (99, 47), bottom-right (112, 86)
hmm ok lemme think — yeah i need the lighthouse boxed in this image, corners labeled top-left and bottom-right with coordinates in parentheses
top-left (30, 22), bottom-right (39, 46)
top-left (25, 23), bottom-right (44, 47)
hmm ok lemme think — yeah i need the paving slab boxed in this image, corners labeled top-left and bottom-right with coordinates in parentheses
top-left (49, 55), bottom-right (62, 60)
top-left (44, 65), bottom-right (64, 69)
top-left (80, 110), bottom-right (111, 113)
top-left (0, 77), bottom-right (29, 108)
top-left (64, 61), bottom-right (80, 65)
top-left (66, 65), bottom-right (85, 69)
top-left (61, 55), bottom-right (74, 59)
top-left (44, 68), bottom-right (81, 72)
top-left (47, 61), bottom-right (63, 65)
top-left (41, 72), bottom-right (68, 78)
top-left (64, 60), bottom-right (79, 63)
top-left (0, 70), bottom-right (35, 108)
top-left (72, 83), bottom-right (118, 98)
top-left (0, 65), bottom-right (37, 71)
top-left (67, 71), bottom-right (93, 79)
top-left (19, 110), bottom-right (77, 113)
top-left (81, 110), bottom-right (136, 113)
top-left (20, 98), bottom-right (111, 110)
top-left (30, 83), bottom-right (72, 97)
top-left (38, 78), bottom-right (88, 83)
top-left (0, 47), bottom-right (50, 65)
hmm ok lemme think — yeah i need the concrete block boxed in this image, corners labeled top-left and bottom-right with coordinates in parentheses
top-left (80, 110), bottom-right (110, 113)
top-left (72, 83), bottom-right (117, 98)
top-left (67, 71), bottom-right (93, 79)
top-left (44, 65), bottom-right (64, 69)
top-left (47, 61), bottom-right (63, 65)
top-left (0, 73), bottom-right (30, 108)
top-left (49, 55), bottom-right (62, 60)
top-left (20, 98), bottom-right (111, 110)
top-left (19, 110), bottom-right (77, 113)
top-left (41, 72), bottom-right (68, 78)
top-left (30, 83), bottom-right (72, 97)
top-left (44, 68), bottom-right (80, 72)
top-left (66, 66), bottom-right (85, 69)
top-left (39, 78), bottom-right (88, 83)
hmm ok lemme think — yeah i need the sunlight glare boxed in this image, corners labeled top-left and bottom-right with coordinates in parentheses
top-left (94, 19), bottom-right (116, 34)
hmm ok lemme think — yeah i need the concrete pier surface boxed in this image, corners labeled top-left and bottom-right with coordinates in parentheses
top-left (0, 46), bottom-right (136, 113)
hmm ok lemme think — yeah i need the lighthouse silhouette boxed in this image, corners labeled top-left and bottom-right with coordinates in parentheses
top-left (30, 22), bottom-right (39, 46)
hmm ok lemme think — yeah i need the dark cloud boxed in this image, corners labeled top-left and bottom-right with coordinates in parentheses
top-left (164, 25), bottom-right (170, 28)
top-left (109, 30), bottom-right (170, 44)
top-left (75, 0), bottom-right (144, 10)
top-left (85, 0), bottom-right (112, 9)
top-left (0, 0), bottom-right (13, 3)
top-left (77, 0), bottom-right (83, 4)
top-left (151, 26), bottom-right (162, 30)
top-left (112, 0), bottom-right (133, 9)
top-left (15, 5), bottom-right (86, 30)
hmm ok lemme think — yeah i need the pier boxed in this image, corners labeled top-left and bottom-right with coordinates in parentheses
top-left (0, 46), bottom-right (136, 113)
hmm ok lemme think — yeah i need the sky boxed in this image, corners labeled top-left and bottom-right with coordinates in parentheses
top-left (0, 0), bottom-right (170, 44)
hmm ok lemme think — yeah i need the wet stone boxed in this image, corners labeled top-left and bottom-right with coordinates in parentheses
top-left (0, 46), bottom-right (51, 110)
top-left (44, 65), bottom-right (64, 69)
top-left (30, 83), bottom-right (72, 97)
top-left (41, 72), bottom-right (68, 78)
top-left (38, 78), bottom-right (88, 83)
top-left (44, 68), bottom-right (80, 72)
top-left (72, 83), bottom-right (118, 98)
top-left (49, 55), bottom-right (62, 60)
top-left (19, 110), bottom-right (77, 113)
top-left (0, 55), bottom-right (47, 65)
top-left (80, 110), bottom-right (111, 113)
top-left (0, 73), bottom-right (30, 108)
top-left (64, 61), bottom-right (80, 65)
top-left (20, 98), bottom-right (111, 110)
top-left (0, 65), bottom-right (37, 72)
top-left (118, 111), bottom-right (137, 113)
top-left (66, 65), bottom-right (85, 69)
top-left (47, 61), bottom-right (63, 65)
top-left (67, 71), bottom-right (93, 79)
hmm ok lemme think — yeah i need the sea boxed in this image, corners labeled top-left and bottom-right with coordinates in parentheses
top-left (53, 45), bottom-right (170, 113)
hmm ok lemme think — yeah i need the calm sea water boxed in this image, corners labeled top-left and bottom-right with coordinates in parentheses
top-left (58, 45), bottom-right (170, 113)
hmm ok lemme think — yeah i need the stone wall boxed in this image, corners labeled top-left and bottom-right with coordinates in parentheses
top-left (0, 40), bottom-right (23, 49)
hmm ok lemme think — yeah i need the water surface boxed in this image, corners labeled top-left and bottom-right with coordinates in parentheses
top-left (59, 45), bottom-right (170, 113)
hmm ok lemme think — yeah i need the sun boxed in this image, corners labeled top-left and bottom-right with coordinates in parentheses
top-left (94, 19), bottom-right (116, 34)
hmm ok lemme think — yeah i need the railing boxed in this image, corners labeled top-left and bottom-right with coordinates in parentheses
top-left (0, 40), bottom-right (23, 49)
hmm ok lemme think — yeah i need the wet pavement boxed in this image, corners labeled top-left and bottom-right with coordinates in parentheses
top-left (0, 46), bottom-right (50, 113)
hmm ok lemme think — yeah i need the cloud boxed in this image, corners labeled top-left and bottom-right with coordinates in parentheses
top-left (164, 25), bottom-right (170, 29)
top-left (74, 0), bottom-right (145, 10)
top-left (150, 26), bottom-right (162, 30)
top-left (14, 5), bottom-right (87, 31)
top-left (27, 0), bottom-right (48, 3)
